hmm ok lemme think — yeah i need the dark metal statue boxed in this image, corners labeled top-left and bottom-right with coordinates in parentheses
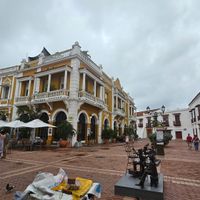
top-left (126, 143), bottom-right (161, 188)
top-left (136, 148), bottom-right (160, 188)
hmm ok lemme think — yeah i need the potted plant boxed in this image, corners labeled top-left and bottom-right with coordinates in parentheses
top-left (111, 130), bottom-right (117, 143)
top-left (102, 128), bottom-right (112, 144)
top-left (57, 121), bottom-right (76, 147)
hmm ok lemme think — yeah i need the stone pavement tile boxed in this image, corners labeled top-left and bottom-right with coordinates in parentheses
top-left (1, 139), bottom-right (200, 200)
top-left (164, 181), bottom-right (200, 200)
top-left (161, 160), bottom-right (200, 180)
top-left (0, 159), bottom-right (32, 174)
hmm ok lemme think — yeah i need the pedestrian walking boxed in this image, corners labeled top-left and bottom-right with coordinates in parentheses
top-left (0, 131), bottom-right (6, 159)
top-left (186, 133), bottom-right (192, 149)
top-left (193, 134), bottom-right (199, 151)
top-left (2, 130), bottom-right (10, 158)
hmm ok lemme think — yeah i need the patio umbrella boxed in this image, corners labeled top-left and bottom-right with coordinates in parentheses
top-left (5, 120), bottom-right (27, 128)
top-left (0, 120), bottom-right (8, 128)
top-left (24, 119), bottom-right (56, 128)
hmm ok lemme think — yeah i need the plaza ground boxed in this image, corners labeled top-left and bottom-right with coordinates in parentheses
top-left (0, 139), bottom-right (200, 200)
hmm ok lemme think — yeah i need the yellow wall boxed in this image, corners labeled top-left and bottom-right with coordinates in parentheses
top-left (39, 76), bottom-right (48, 92)
top-left (86, 76), bottom-right (94, 94)
top-left (80, 104), bottom-right (99, 118)
top-left (51, 72), bottom-right (64, 90)
top-left (23, 69), bottom-right (36, 77)
top-left (41, 60), bottom-right (70, 72)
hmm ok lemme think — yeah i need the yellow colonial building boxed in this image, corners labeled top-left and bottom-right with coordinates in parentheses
top-left (0, 42), bottom-right (136, 145)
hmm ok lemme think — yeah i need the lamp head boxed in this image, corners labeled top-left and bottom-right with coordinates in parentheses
top-left (161, 105), bottom-right (165, 114)
top-left (146, 106), bottom-right (150, 113)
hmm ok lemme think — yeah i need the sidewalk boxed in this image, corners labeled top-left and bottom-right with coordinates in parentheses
top-left (0, 139), bottom-right (200, 200)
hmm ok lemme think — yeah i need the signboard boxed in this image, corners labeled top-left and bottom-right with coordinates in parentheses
top-left (48, 128), bottom-right (52, 136)
top-left (156, 130), bottom-right (163, 142)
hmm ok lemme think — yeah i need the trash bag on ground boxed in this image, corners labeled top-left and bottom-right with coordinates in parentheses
top-left (14, 168), bottom-right (101, 200)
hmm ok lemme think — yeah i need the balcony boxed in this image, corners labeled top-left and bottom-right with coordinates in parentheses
top-left (32, 89), bottom-right (70, 104)
top-left (114, 108), bottom-right (126, 117)
top-left (138, 123), bottom-right (143, 128)
top-left (15, 96), bottom-right (31, 106)
top-left (78, 91), bottom-right (105, 108)
top-left (0, 99), bottom-right (12, 107)
top-left (173, 121), bottom-right (181, 126)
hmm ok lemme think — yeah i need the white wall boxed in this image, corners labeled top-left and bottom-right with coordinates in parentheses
top-left (136, 108), bottom-right (193, 140)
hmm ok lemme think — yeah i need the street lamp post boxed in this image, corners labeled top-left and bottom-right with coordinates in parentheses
top-left (146, 105), bottom-right (166, 155)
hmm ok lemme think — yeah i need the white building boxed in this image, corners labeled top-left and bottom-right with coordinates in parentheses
top-left (188, 92), bottom-right (200, 136)
top-left (136, 107), bottom-right (192, 140)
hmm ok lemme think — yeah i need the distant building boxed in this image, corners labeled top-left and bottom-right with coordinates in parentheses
top-left (0, 42), bottom-right (136, 145)
top-left (188, 92), bottom-right (200, 136)
top-left (136, 107), bottom-right (192, 140)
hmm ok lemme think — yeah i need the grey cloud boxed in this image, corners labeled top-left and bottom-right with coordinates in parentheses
top-left (0, 0), bottom-right (200, 111)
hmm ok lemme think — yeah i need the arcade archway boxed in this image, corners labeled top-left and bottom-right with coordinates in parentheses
top-left (78, 113), bottom-right (87, 141)
top-left (38, 112), bottom-right (49, 140)
top-left (54, 111), bottom-right (67, 140)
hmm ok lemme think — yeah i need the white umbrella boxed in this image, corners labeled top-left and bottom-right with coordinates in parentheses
top-left (6, 120), bottom-right (27, 128)
top-left (0, 120), bottom-right (8, 127)
top-left (24, 119), bottom-right (56, 128)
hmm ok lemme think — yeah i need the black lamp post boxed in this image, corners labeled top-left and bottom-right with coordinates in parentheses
top-left (146, 106), bottom-right (150, 113)
top-left (161, 105), bottom-right (165, 114)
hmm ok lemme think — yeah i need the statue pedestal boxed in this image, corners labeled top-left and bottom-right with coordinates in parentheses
top-left (114, 173), bottom-right (163, 200)
top-left (156, 142), bottom-right (165, 155)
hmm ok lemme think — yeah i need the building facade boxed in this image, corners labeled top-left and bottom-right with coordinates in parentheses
top-left (0, 42), bottom-right (136, 145)
top-left (136, 108), bottom-right (192, 140)
top-left (188, 92), bottom-right (200, 136)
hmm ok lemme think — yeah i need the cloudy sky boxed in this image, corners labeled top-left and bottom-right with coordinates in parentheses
top-left (0, 0), bottom-right (200, 111)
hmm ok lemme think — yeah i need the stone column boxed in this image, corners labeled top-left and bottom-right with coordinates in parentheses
top-left (68, 57), bottom-right (80, 146)
top-left (64, 69), bottom-right (68, 90)
top-left (100, 86), bottom-right (102, 99)
top-left (47, 114), bottom-right (53, 145)
top-left (82, 73), bottom-right (86, 91)
top-left (98, 111), bottom-right (103, 143)
top-left (47, 74), bottom-right (51, 92)
top-left (34, 78), bottom-right (40, 93)
top-left (12, 79), bottom-right (20, 120)
top-left (102, 86), bottom-right (105, 101)
top-left (18, 81), bottom-right (22, 97)
top-left (94, 80), bottom-right (96, 97)
top-left (28, 79), bottom-right (31, 96)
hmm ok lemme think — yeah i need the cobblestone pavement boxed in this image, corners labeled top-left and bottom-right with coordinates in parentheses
top-left (0, 139), bottom-right (200, 200)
